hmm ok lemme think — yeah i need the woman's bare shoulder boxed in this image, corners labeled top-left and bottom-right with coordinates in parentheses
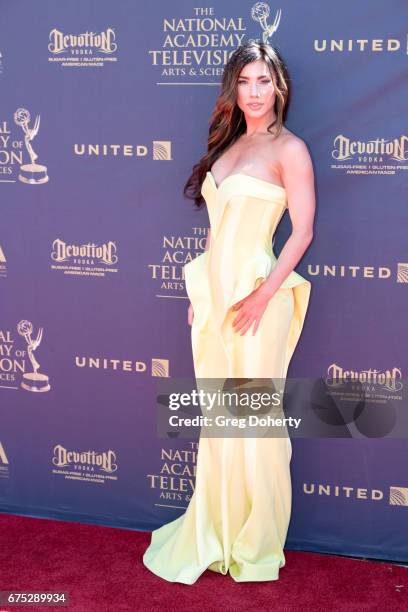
top-left (277, 128), bottom-right (310, 164)
top-left (277, 126), bottom-right (306, 148)
top-left (278, 129), bottom-right (314, 187)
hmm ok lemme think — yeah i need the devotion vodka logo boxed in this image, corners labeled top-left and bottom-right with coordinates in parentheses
top-left (48, 27), bottom-right (118, 68)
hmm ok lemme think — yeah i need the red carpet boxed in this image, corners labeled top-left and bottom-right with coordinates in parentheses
top-left (0, 513), bottom-right (406, 611)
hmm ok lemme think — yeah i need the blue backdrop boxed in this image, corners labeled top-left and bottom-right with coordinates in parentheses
top-left (0, 1), bottom-right (407, 563)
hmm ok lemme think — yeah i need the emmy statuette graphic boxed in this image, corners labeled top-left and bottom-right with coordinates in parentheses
top-left (17, 320), bottom-right (51, 392)
top-left (251, 3), bottom-right (282, 43)
top-left (14, 107), bottom-right (49, 184)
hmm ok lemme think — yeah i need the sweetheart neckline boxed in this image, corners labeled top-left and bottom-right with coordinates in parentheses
top-left (206, 171), bottom-right (286, 194)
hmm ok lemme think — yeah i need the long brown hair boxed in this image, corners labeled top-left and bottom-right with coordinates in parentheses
top-left (183, 41), bottom-right (291, 209)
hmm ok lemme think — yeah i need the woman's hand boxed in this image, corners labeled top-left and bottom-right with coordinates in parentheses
top-left (231, 282), bottom-right (274, 336)
top-left (187, 302), bottom-right (194, 326)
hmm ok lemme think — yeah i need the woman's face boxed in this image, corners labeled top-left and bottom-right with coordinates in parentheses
top-left (235, 59), bottom-right (276, 118)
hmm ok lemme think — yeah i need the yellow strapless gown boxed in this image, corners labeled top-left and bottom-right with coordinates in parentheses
top-left (143, 172), bottom-right (311, 583)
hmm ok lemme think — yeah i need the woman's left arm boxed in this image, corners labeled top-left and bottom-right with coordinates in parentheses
top-left (260, 137), bottom-right (316, 299)
top-left (231, 138), bottom-right (316, 336)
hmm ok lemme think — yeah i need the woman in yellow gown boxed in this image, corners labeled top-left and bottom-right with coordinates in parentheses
top-left (143, 41), bottom-right (315, 583)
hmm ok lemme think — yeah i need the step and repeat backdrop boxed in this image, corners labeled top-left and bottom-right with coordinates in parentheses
top-left (0, 1), bottom-right (407, 562)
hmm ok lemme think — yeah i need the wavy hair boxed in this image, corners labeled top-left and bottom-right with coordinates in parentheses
top-left (183, 41), bottom-right (291, 209)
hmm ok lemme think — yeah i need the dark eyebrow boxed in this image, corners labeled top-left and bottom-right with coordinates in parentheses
top-left (237, 75), bottom-right (270, 79)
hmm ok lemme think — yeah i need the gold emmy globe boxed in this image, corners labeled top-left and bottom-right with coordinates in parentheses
top-left (14, 108), bottom-right (49, 184)
top-left (17, 319), bottom-right (51, 392)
